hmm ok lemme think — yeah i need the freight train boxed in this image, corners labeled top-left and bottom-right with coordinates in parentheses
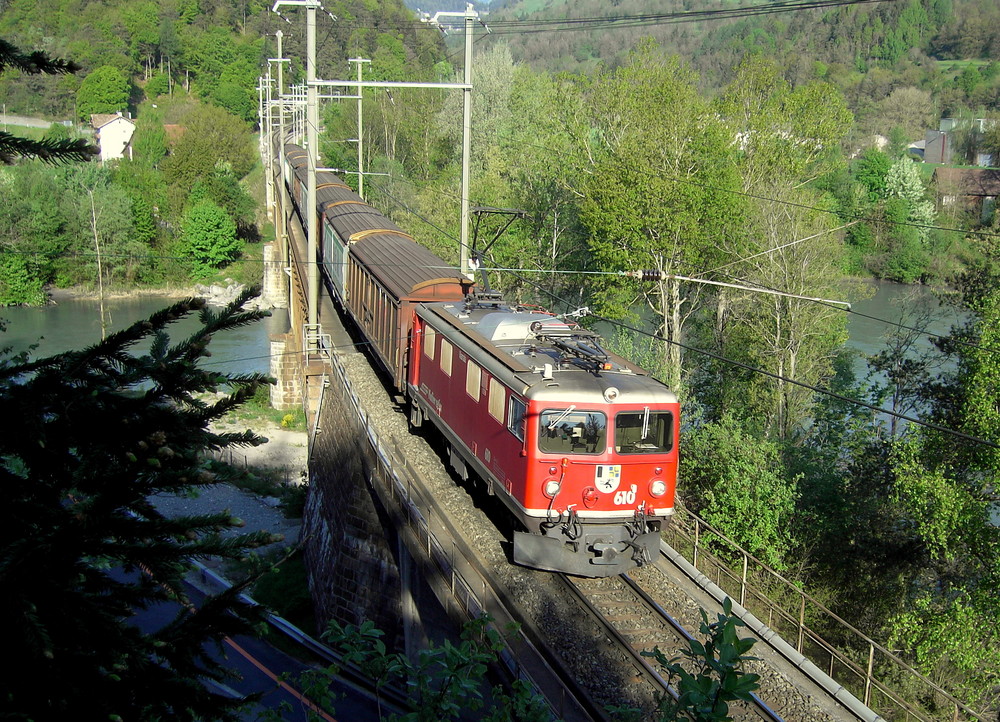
top-left (280, 144), bottom-right (679, 577)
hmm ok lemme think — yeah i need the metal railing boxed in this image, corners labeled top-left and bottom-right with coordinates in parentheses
top-left (663, 505), bottom-right (989, 722)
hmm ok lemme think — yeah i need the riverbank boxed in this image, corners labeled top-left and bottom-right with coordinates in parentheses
top-left (47, 280), bottom-right (273, 309)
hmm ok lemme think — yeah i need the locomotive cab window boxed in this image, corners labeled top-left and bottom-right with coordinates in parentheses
top-left (508, 397), bottom-right (526, 441)
top-left (538, 409), bottom-right (606, 455)
top-left (614, 409), bottom-right (674, 454)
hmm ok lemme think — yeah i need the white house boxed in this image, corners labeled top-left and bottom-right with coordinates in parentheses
top-left (90, 112), bottom-right (135, 163)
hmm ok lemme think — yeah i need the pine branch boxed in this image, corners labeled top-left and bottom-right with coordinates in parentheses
top-left (0, 131), bottom-right (97, 164)
top-left (0, 39), bottom-right (80, 75)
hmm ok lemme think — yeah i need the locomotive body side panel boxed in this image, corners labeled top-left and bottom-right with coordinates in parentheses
top-left (409, 314), bottom-right (531, 515)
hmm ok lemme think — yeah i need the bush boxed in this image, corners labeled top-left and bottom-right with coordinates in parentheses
top-left (182, 198), bottom-right (241, 277)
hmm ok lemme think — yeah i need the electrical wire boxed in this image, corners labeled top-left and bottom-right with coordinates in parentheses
top-left (498, 266), bottom-right (1000, 451)
top-left (339, 172), bottom-right (1000, 446)
top-left (290, 0), bottom-right (899, 36)
top-left (357, 173), bottom-right (989, 355)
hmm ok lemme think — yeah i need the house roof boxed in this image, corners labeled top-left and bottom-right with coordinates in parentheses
top-left (164, 124), bottom-right (185, 144)
top-left (933, 167), bottom-right (1000, 197)
top-left (90, 113), bottom-right (134, 130)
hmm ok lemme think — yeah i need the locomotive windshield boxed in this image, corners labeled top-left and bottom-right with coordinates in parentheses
top-left (538, 410), bottom-right (607, 455)
top-left (614, 409), bottom-right (674, 454)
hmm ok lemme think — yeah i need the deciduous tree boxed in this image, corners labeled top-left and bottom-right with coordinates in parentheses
top-left (162, 103), bottom-right (256, 186)
top-left (76, 65), bottom-right (131, 120)
top-left (579, 43), bottom-right (740, 393)
top-left (182, 198), bottom-right (241, 277)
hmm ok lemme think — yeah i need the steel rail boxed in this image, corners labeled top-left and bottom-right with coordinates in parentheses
top-left (619, 572), bottom-right (784, 722)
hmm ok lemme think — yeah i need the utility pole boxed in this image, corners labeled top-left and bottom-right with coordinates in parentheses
top-left (461, 3), bottom-right (474, 280)
top-left (305, 1), bottom-right (319, 343)
top-left (349, 57), bottom-right (370, 201)
top-left (272, 0), bottom-right (321, 349)
top-left (259, 74), bottom-right (273, 215)
top-left (270, 30), bottom-right (289, 267)
top-left (420, 4), bottom-right (482, 279)
top-left (275, 30), bottom-right (286, 150)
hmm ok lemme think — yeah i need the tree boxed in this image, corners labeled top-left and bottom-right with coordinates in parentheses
top-left (0, 292), bottom-right (278, 719)
top-left (709, 58), bottom-right (853, 436)
top-left (316, 616), bottom-right (549, 722)
top-left (182, 198), bottom-right (241, 277)
top-left (579, 43), bottom-right (740, 393)
top-left (875, 87), bottom-right (935, 142)
top-left (680, 414), bottom-right (799, 570)
top-left (162, 103), bottom-right (257, 186)
top-left (0, 39), bottom-right (96, 163)
top-left (76, 65), bottom-right (131, 120)
top-left (873, 262), bottom-right (1000, 710)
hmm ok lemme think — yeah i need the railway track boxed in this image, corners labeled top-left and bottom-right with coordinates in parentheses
top-left (309, 289), bottom-right (867, 722)
top-left (563, 572), bottom-right (784, 721)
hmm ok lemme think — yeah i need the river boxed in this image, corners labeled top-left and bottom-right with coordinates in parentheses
top-left (844, 279), bottom-right (965, 369)
top-left (2, 282), bottom-right (964, 378)
top-left (1, 295), bottom-right (289, 376)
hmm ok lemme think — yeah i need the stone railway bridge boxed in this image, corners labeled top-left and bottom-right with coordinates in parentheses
top-left (262, 162), bottom-right (448, 656)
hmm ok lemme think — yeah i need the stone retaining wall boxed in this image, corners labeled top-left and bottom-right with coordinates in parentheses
top-left (301, 371), bottom-right (402, 647)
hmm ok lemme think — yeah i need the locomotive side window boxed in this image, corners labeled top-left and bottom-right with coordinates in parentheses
top-left (614, 409), bottom-right (674, 454)
top-left (424, 326), bottom-right (436, 360)
top-left (538, 410), bottom-right (606, 455)
top-left (466, 361), bottom-right (481, 400)
top-left (488, 377), bottom-right (506, 422)
top-left (508, 397), bottom-right (526, 441)
top-left (440, 339), bottom-right (453, 376)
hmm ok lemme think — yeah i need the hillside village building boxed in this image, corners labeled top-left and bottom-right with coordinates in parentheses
top-left (90, 112), bottom-right (135, 163)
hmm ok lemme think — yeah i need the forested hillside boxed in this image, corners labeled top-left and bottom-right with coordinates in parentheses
top-left (0, 0), bottom-right (447, 304)
top-left (478, 0), bottom-right (1000, 130)
top-left (0, 0), bottom-right (446, 122)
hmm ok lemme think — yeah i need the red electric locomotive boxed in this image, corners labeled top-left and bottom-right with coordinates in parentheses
top-left (408, 294), bottom-right (679, 577)
top-left (279, 144), bottom-right (679, 577)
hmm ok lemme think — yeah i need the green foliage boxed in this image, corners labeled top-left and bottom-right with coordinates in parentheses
top-left (188, 167), bottom-right (256, 238)
top-left (249, 551), bottom-right (314, 628)
top-left (642, 598), bottom-right (761, 722)
top-left (680, 414), bottom-right (799, 570)
top-left (131, 107), bottom-right (167, 167)
top-left (853, 149), bottom-right (891, 202)
top-left (320, 615), bottom-right (549, 722)
top-left (145, 72), bottom-right (169, 98)
top-left (161, 103), bottom-right (256, 185)
top-left (76, 65), bottom-right (130, 120)
top-left (0, 291), bottom-right (277, 719)
top-left (0, 252), bottom-right (47, 305)
top-left (579, 43), bottom-right (740, 392)
top-left (182, 198), bottom-right (241, 277)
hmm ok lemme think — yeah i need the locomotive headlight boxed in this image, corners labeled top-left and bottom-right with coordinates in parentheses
top-left (543, 480), bottom-right (561, 498)
top-left (649, 479), bottom-right (668, 498)
top-left (603, 387), bottom-right (620, 403)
